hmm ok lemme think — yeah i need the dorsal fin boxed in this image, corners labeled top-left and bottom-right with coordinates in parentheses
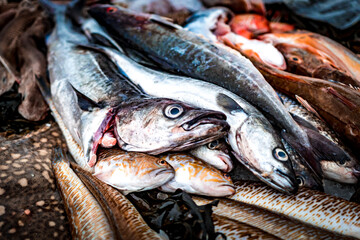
top-left (69, 83), bottom-right (102, 111)
top-left (295, 95), bottom-right (323, 120)
top-left (216, 93), bottom-right (244, 113)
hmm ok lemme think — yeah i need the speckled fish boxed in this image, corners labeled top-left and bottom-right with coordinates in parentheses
top-left (260, 31), bottom-right (360, 87)
top-left (229, 181), bottom-right (360, 238)
top-left (279, 92), bottom-right (360, 184)
top-left (94, 148), bottom-right (174, 194)
top-left (212, 214), bottom-right (280, 240)
top-left (52, 148), bottom-right (115, 239)
top-left (189, 139), bottom-right (233, 172)
top-left (89, 5), bottom-right (321, 180)
top-left (43, 1), bottom-right (229, 167)
top-left (159, 153), bottom-right (235, 197)
top-left (193, 196), bottom-right (349, 240)
top-left (70, 162), bottom-right (165, 240)
top-left (80, 44), bottom-right (298, 194)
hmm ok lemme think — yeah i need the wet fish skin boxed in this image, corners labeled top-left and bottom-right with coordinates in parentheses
top-left (159, 153), bottom-right (235, 197)
top-left (52, 148), bottom-right (115, 239)
top-left (189, 138), bottom-right (233, 172)
top-left (70, 162), bottom-right (164, 240)
top-left (89, 5), bottom-right (319, 180)
top-left (229, 181), bottom-right (360, 238)
top-left (94, 148), bottom-right (175, 194)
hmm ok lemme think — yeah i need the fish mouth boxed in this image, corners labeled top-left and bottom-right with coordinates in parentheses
top-left (153, 168), bottom-right (175, 177)
top-left (218, 154), bottom-right (233, 172)
top-left (219, 184), bottom-right (236, 195)
top-left (181, 112), bottom-right (227, 131)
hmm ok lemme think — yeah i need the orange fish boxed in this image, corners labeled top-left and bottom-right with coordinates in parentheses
top-left (230, 14), bottom-right (270, 38)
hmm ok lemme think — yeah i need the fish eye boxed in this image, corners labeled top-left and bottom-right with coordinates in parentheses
top-left (273, 148), bottom-right (288, 161)
top-left (106, 7), bottom-right (117, 13)
top-left (157, 159), bottom-right (167, 166)
top-left (207, 140), bottom-right (219, 150)
top-left (292, 57), bottom-right (299, 61)
top-left (164, 104), bottom-right (184, 119)
top-left (338, 158), bottom-right (346, 166)
top-left (296, 176), bottom-right (304, 186)
top-left (223, 173), bottom-right (231, 180)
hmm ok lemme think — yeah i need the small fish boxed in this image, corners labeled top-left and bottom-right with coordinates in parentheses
top-left (189, 139), bottom-right (233, 172)
top-left (260, 31), bottom-right (360, 87)
top-left (193, 196), bottom-right (349, 240)
top-left (159, 153), bottom-right (235, 197)
top-left (52, 148), bottom-right (115, 239)
top-left (230, 14), bottom-right (270, 38)
top-left (229, 181), bottom-right (360, 238)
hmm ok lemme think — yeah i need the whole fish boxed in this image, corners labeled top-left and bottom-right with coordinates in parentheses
top-left (229, 181), bottom-right (360, 238)
top-left (212, 214), bottom-right (280, 240)
top-left (94, 148), bottom-right (175, 194)
top-left (260, 31), bottom-right (360, 87)
top-left (89, 5), bottom-right (321, 180)
top-left (52, 148), bottom-right (115, 239)
top-left (279, 92), bottom-right (360, 184)
top-left (193, 196), bottom-right (349, 240)
top-left (80, 44), bottom-right (299, 194)
top-left (230, 13), bottom-right (270, 38)
top-left (159, 153), bottom-right (235, 197)
top-left (189, 138), bottom-right (233, 172)
top-left (200, 0), bottom-right (266, 15)
top-left (70, 162), bottom-right (165, 240)
top-left (43, 1), bottom-right (229, 167)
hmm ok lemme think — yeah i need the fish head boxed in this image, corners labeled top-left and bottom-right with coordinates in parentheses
top-left (114, 98), bottom-right (229, 154)
top-left (232, 115), bottom-right (298, 194)
top-left (190, 139), bottom-right (233, 172)
top-left (321, 155), bottom-right (360, 184)
top-left (230, 14), bottom-right (270, 37)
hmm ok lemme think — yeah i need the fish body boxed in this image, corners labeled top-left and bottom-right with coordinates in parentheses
top-left (46, 3), bottom-right (229, 167)
top-left (83, 44), bottom-right (298, 194)
top-left (229, 181), bottom-right (360, 238)
top-left (52, 148), bottom-right (115, 239)
top-left (88, 5), bottom-right (319, 181)
top-left (230, 13), bottom-right (270, 38)
top-left (159, 153), bottom-right (235, 197)
top-left (260, 31), bottom-right (360, 87)
top-left (94, 148), bottom-right (175, 194)
top-left (189, 139), bottom-right (233, 172)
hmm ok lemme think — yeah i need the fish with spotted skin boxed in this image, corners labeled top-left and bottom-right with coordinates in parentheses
top-left (78, 43), bottom-right (299, 194)
top-left (229, 181), bottom-right (360, 238)
top-left (189, 139), bottom-right (233, 172)
top-left (42, 0), bottom-right (229, 167)
top-left (159, 153), bottom-right (235, 197)
top-left (89, 5), bottom-right (321, 183)
top-left (52, 148), bottom-right (115, 239)
top-left (193, 196), bottom-right (355, 240)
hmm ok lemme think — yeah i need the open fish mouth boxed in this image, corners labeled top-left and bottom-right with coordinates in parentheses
top-left (181, 112), bottom-right (227, 131)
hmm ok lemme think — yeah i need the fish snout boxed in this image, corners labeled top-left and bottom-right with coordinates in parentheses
top-left (274, 169), bottom-right (298, 194)
top-left (213, 183), bottom-right (236, 197)
top-left (181, 111), bottom-right (228, 131)
top-left (218, 154), bottom-right (233, 172)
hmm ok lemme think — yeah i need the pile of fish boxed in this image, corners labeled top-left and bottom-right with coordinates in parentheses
top-left (1, 0), bottom-right (360, 239)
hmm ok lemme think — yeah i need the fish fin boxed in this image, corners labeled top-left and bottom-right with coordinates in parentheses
top-left (326, 87), bottom-right (357, 109)
top-left (295, 95), bottom-right (323, 120)
top-left (35, 74), bottom-right (52, 104)
top-left (149, 14), bottom-right (181, 30)
top-left (66, 0), bottom-right (86, 25)
top-left (87, 33), bottom-right (125, 54)
top-left (291, 114), bottom-right (318, 131)
top-left (216, 93), bottom-right (245, 113)
top-left (68, 83), bottom-right (102, 111)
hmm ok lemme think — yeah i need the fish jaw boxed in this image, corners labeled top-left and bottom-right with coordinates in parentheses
top-left (321, 161), bottom-right (359, 184)
top-left (114, 98), bottom-right (229, 154)
top-left (232, 116), bottom-right (298, 194)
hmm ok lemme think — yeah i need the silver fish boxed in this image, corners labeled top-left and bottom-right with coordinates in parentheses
top-left (80, 44), bottom-right (298, 194)
top-left (44, 2), bottom-right (229, 167)
top-left (189, 139), bottom-right (233, 172)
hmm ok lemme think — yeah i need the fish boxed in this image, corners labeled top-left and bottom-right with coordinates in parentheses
top-left (229, 181), bottom-right (360, 238)
top-left (279, 92), bottom-right (360, 184)
top-left (200, 0), bottom-right (266, 15)
top-left (189, 138), bottom-right (233, 172)
top-left (159, 153), bottom-right (235, 197)
top-left (230, 13), bottom-right (270, 38)
top-left (43, 1), bottom-right (229, 167)
top-left (52, 148), bottom-right (115, 239)
top-left (94, 148), bottom-right (175, 194)
top-left (88, 5), bottom-right (321, 182)
top-left (78, 43), bottom-right (299, 194)
top-left (70, 162), bottom-right (165, 239)
top-left (260, 31), bottom-right (360, 87)
top-left (212, 214), bottom-right (280, 239)
top-left (193, 196), bottom-right (350, 240)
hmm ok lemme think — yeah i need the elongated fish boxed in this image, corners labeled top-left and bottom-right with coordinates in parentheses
top-left (212, 214), bottom-right (280, 240)
top-left (189, 139), bottom-right (233, 172)
top-left (79, 44), bottom-right (298, 194)
top-left (89, 5), bottom-right (321, 180)
top-left (70, 162), bottom-right (165, 240)
top-left (229, 181), bottom-right (360, 238)
top-left (193, 196), bottom-right (349, 240)
top-left (43, 1), bottom-right (229, 167)
top-left (159, 153), bottom-right (235, 197)
top-left (52, 148), bottom-right (115, 239)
